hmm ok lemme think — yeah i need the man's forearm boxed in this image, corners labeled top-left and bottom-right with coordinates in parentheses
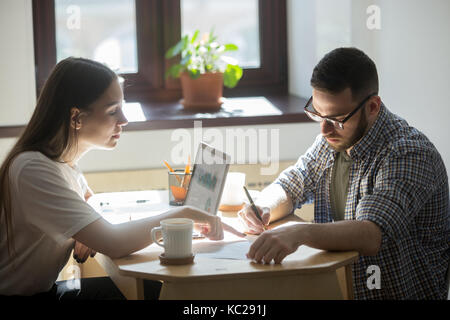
top-left (255, 183), bottom-right (294, 223)
top-left (298, 220), bottom-right (382, 256)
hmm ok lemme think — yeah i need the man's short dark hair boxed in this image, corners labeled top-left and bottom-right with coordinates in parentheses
top-left (310, 47), bottom-right (379, 101)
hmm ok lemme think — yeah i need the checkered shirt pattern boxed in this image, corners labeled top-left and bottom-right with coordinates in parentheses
top-left (275, 104), bottom-right (450, 299)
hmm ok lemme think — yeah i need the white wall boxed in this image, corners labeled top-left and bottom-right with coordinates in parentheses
top-left (0, 0), bottom-right (35, 166)
top-left (0, 0), bottom-right (35, 126)
top-left (373, 0), bottom-right (450, 172)
top-left (288, 0), bottom-right (355, 98)
top-left (287, 0), bottom-right (450, 172)
top-left (77, 123), bottom-right (319, 172)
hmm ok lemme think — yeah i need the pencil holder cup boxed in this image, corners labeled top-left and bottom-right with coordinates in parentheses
top-left (168, 170), bottom-right (192, 206)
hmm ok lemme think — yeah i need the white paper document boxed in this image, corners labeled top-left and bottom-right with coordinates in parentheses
top-left (194, 240), bottom-right (252, 260)
top-left (193, 222), bottom-right (310, 261)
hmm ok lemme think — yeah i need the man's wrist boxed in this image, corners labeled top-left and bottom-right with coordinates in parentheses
top-left (291, 223), bottom-right (311, 248)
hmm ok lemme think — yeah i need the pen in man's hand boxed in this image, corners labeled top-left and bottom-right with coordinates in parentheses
top-left (243, 186), bottom-right (267, 230)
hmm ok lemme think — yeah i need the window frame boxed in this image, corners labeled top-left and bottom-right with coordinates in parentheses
top-left (32, 0), bottom-right (287, 102)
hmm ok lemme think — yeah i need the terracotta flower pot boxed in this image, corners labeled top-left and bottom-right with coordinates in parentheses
top-left (180, 72), bottom-right (224, 111)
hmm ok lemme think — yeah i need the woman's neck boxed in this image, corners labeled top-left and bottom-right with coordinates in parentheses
top-left (61, 142), bottom-right (90, 168)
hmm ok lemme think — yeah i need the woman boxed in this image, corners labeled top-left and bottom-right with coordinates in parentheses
top-left (0, 57), bottom-right (243, 299)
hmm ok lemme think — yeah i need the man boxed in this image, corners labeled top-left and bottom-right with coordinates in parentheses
top-left (239, 47), bottom-right (449, 299)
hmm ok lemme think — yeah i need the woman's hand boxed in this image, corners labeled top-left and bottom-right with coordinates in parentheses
top-left (182, 206), bottom-right (246, 240)
top-left (74, 187), bottom-right (96, 263)
top-left (84, 186), bottom-right (94, 202)
top-left (73, 240), bottom-right (97, 263)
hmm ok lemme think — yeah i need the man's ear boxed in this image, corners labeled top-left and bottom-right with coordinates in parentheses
top-left (70, 107), bottom-right (83, 130)
top-left (368, 95), bottom-right (381, 117)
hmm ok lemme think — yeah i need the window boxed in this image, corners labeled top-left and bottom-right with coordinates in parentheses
top-left (55, 0), bottom-right (138, 73)
top-left (181, 0), bottom-right (260, 68)
top-left (33, 0), bottom-right (287, 102)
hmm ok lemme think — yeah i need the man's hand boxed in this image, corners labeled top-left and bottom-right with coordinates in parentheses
top-left (246, 224), bottom-right (304, 264)
top-left (73, 241), bottom-right (96, 263)
top-left (237, 204), bottom-right (271, 234)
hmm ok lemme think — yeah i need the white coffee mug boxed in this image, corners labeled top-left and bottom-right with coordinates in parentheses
top-left (151, 218), bottom-right (193, 258)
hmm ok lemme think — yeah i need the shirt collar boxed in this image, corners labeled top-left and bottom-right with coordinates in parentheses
top-left (348, 103), bottom-right (388, 160)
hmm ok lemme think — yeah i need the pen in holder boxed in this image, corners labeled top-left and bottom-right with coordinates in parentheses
top-left (168, 169), bottom-right (192, 206)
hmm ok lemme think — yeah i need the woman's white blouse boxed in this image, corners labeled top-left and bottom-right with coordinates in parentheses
top-left (0, 151), bottom-right (101, 295)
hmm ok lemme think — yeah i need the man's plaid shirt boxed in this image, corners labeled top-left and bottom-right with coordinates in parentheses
top-left (275, 104), bottom-right (449, 299)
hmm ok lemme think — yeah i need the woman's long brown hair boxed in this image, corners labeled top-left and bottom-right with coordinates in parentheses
top-left (0, 57), bottom-right (116, 261)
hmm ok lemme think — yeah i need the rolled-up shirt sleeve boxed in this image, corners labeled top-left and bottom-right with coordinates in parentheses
top-left (15, 158), bottom-right (101, 245)
top-left (275, 134), bottom-right (328, 208)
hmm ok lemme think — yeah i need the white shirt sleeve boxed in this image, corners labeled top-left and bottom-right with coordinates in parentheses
top-left (14, 157), bottom-right (101, 245)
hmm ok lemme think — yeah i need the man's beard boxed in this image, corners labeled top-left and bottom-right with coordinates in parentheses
top-left (326, 110), bottom-right (368, 152)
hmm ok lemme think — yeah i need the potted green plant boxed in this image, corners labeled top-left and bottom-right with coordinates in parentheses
top-left (165, 29), bottom-right (243, 110)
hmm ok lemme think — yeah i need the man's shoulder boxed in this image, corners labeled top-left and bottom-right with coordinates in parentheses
top-left (381, 109), bottom-right (438, 157)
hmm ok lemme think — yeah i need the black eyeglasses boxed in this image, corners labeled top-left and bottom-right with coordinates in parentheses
top-left (304, 93), bottom-right (377, 130)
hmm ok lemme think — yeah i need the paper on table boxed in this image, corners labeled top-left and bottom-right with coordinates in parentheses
top-left (194, 240), bottom-right (252, 260)
top-left (193, 221), bottom-right (310, 260)
top-left (194, 234), bottom-right (258, 260)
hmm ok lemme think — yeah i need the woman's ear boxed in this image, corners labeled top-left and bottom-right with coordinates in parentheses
top-left (70, 107), bottom-right (82, 130)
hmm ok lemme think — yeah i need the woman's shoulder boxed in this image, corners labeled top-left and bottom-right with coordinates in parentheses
top-left (10, 151), bottom-right (58, 176)
top-left (12, 150), bottom-right (53, 164)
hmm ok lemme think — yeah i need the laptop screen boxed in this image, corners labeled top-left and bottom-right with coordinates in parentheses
top-left (183, 142), bottom-right (230, 215)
